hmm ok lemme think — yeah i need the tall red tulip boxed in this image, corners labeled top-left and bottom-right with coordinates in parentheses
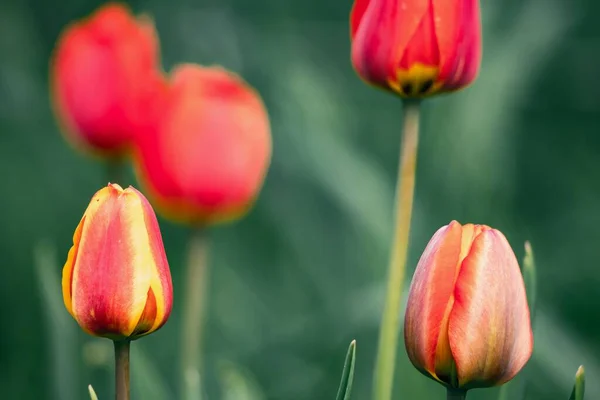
top-left (404, 221), bottom-right (533, 390)
top-left (133, 64), bottom-right (272, 225)
top-left (51, 3), bottom-right (163, 156)
top-left (62, 183), bottom-right (173, 340)
top-left (350, 0), bottom-right (482, 98)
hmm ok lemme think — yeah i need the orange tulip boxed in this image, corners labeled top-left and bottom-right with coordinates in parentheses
top-left (404, 221), bottom-right (533, 390)
top-left (50, 3), bottom-right (163, 156)
top-left (133, 64), bottom-right (272, 225)
top-left (350, 0), bottom-right (482, 98)
top-left (62, 183), bottom-right (173, 340)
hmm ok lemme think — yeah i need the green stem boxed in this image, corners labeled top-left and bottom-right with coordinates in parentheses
top-left (181, 229), bottom-right (210, 400)
top-left (114, 340), bottom-right (131, 400)
top-left (447, 389), bottom-right (467, 400)
top-left (497, 381), bottom-right (510, 400)
top-left (372, 100), bottom-right (421, 400)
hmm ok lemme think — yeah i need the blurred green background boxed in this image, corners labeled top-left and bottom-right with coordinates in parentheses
top-left (0, 0), bottom-right (598, 399)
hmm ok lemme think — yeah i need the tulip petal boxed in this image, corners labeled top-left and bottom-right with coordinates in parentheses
top-left (433, 0), bottom-right (482, 88)
top-left (392, 0), bottom-right (441, 96)
top-left (134, 64), bottom-right (271, 224)
top-left (132, 288), bottom-right (157, 336)
top-left (134, 186), bottom-right (173, 334)
top-left (404, 221), bottom-right (463, 379)
top-left (450, 0), bottom-right (482, 88)
top-left (71, 185), bottom-right (152, 338)
top-left (398, 0), bottom-right (440, 71)
top-left (171, 67), bottom-right (270, 216)
top-left (351, 0), bottom-right (429, 89)
top-left (448, 230), bottom-right (533, 388)
top-left (50, 3), bottom-right (161, 154)
top-left (62, 215), bottom-right (86, 318)
top-left (350, 0), bottom-right (371, 38)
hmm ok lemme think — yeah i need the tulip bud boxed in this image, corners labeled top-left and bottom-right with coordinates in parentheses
top-left (62, 183), bottom-right (173, 340)
top-left (350, 0), bottom-right (482, 98)
top-left (133, 64), bottom-right (272, 225)
top-left (404, 221), bottom-right (533, 390)
top-left (51, 3), bottom-right (163, 156)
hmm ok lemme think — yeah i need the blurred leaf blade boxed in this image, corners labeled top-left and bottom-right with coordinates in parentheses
top-left (33, 241), bottom-right (79, 400)
top-left (569, 366), bottom-right (585, 400)
top-left (88, 384), bottom-right (99, 400)
top-left (335, 340), bottom-right (356, 400)
top-left (523, 241), bottom-right (537, 322)
top-left (130, 343), bottom-right (175, 400)
top-left (219, 360), bottom-right (266, 400)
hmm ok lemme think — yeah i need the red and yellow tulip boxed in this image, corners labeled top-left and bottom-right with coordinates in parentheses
top-left (404, 221), bottom-right (533, 389)
top-left (62, 183), bottom-right (173, 340)
top-left (50, 3), bottom-right (164, 156)
top-left (133, 64), bottom-right (272, 225)
top-left (350, 0), bottom-right (482, 98)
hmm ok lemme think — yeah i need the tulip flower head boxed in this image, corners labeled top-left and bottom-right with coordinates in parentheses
top-left (134, 64), bottom-right (272, 225)
top-left (404, 221), bottom-right (533, 390)
top-left (62, 183), bottom-right (173, 340)
top-left (51, 3), bottom-right (163, 156)
top-left (350, 0), bottom-right (482, 98)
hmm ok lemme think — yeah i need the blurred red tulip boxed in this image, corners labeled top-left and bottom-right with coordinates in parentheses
top-left (51, 3), bottom-right (163, 156)
top-left (404, 221), bottom-right (533, 390)
top-left (62, 183), bottom-right (173, 340)
top-left (350, 0), bottom-right (482, 98)
top-left (133, 64), bottom-right (272, 225)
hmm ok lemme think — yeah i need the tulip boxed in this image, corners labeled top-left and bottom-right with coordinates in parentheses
top-left (404, 221), bottom-right (533, 391)
top-left (133, 64), bottom-right (272, 225)
top-left (62, 183), bottom-right (173, 340)
top-left (51, 3), bottom-right (163, 156)
top-left (350, 0), bottom-right (482, 98)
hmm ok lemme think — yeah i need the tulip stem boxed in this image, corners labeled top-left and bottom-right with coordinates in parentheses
top-left (114, 340), bottom-right (131, 400)
top-left (373, 99), bottom-right (420, 400)
top-left (181, 229), bottom-right (210, 400)
top-left (447, 389), bottom-right (467, 400)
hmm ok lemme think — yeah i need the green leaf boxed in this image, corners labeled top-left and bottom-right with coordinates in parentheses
top-left (218, 360), bottom-right (266, 400)
top-left (523, 241), bottom-right (537, 323)
top-left (88, 385), bottom-right (99, 400)
top-left (33, 241), bottom-right (79, 400)
top-left (130, 343), bottom-right (175, 400)
top-left (335, 340), bottom-right (356, 400)
top-left (569, 366), bottom-right (585, 400)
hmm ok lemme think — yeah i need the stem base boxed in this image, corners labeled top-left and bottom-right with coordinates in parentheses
top-left (447, 388), bottom-right (467, 400)
top-left (114, 340), bottom-right (131, 400)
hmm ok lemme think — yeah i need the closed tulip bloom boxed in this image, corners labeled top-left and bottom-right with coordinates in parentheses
top-left (62, 183), bottom-right (173, 340)
top-left (350, 0), bottom-right (482, 98)
top-left (51, 3), bottom-right (163, 156)
top-left (134, 64), bottom-right (272, 225)
top-left (404, 221), bottom-right (533, 390)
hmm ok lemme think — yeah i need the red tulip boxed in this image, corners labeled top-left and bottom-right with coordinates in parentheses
top-left (62, 183), bottom-right (173, 339)
top-left (133, 64), bottom-right (272, 225)
top-left (51, 3), bottom-right (163, 156)
top-left (404, 221), bottom-right (533, 389)
top-left (350, 0), bottom-right (482, 98)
